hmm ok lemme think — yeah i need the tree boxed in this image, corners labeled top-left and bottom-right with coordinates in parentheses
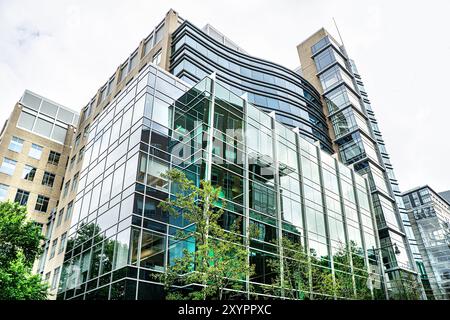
top-left (155, 169), bottom-right (254, 300)
top-left (0, 201), bottom-right (48, 299)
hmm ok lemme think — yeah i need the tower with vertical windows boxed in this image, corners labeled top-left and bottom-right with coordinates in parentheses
top-left (297, 28), bottom-right (425, 299)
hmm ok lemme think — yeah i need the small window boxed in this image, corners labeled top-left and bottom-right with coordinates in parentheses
top-left (129, 52), bottom-right (138, 72)
top-left (63, 180), bottom-right (70, 197)
top-left (78, 147), bottom-right (85, 163)
top-left (57, 209), bottom-right (64, 227)
top-left (35, 195), bottom-right (50, 213)
top-left (120, 62), bottom-right (129, 82)
top-left (144, 35), bottom-right (153, 56)
top-left (51, 267), bottom-right (60, 289)
top-left (0, 184), bottom-right (9, 200)
top-left (74, 134), bottom-right (81, 149)
top-left (65, 201), bottom-right (73, 221)
top-left (69, 155), bottom-right (76, 170)
top-left (22, 165), bottom-right (36, 181)
top-left (99, 86), bottom-right (107, 103)
top-left (29, 144), bottom-right (43, 160)
top-left (59, 232), bottom-right (67, 254)
top-left (8, 136), bottom-right (24, 152)
top-left (152, 50), bottom-right (162, 65)
top-left (83, 124), bottom-right (90, 138)
top-left (14, 189), bottom-right (30, 206)
top-left (107, 77), bottom-right (116, 95)
top-left (71, 172), bottom-right (79, 192)
top-left (0, 158), bottom-right (17, 176)
top-left (42, 172), bottom-right (56, 187)
top-left (154, 24), bottom-right (164, 44)
top-left (49, 238), bottom-right (58, 259)
top-left (48, 151), bottom-right (61, 166)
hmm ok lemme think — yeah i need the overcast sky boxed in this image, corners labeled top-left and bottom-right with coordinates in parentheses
top-left (0, 0), bottom-right (449, 193)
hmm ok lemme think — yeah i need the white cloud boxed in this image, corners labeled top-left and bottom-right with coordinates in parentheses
top-left (0, 0), bottom-right (449, 192)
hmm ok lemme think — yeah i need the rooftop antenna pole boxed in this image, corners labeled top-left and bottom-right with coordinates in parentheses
top-left (332, 17), bottom-right (345, 48)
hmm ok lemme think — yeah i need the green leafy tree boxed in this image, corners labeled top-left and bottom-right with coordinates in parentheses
top-left (155, 169), bottom-right (254, 300)
top-left (0, 201), bottom-right (48, 299)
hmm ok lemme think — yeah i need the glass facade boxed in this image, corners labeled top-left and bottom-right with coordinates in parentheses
top-left (403, 187), bottom-right (450, 299)
top-left (18, 91), bottom-right (78, 144)
top-left (56, 65), bottom-right (385, 300)
top-left (170, 21), bottom-right (333, 153)
top-left (307, 34), bottom-right (423, 299)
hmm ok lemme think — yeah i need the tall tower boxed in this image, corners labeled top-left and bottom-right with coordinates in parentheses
top-left (297, 28), bottom-right (424, 298)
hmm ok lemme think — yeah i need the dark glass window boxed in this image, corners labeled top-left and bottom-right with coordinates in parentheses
top-left (48, 151), bottom-right (61, 165)
top-left (14, 189), bottom-right (30, 205)
top-left (144, 196), bottom-right (168, 222)
top-left (42, 172), bottom-right (56, 187)
top-left (57, 208), bottom-right (64, 227)
top-left (133, 194), bottom-right (144, 216)
top-left (35, 195), bottom-right (50, 212)
top-left (140, 230), bottom-right (165, 271)
top-left (78, 147), bottom-right (85, 163)
top-left (63, 180), bottom-right (70, 197)
top-left (74, 134), bottom-right (81, 148)
top-left (71, 173), bottom-right (79, 192)
top-left (65, 201), bottom-right (73, 221)
top-left (49, 238), bottom-right (58, 259)
top-left (69, 156), bottom-right (76, 170)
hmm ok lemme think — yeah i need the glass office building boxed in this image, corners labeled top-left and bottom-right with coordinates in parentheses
top-left (34, 9), bottom-right (425, 300)
top-left (56, 64), bottom-right (386, 300)
top-left (403, 186), bottom-right (450, 299)
top-left (297, 30), bottom-right (424, 299)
